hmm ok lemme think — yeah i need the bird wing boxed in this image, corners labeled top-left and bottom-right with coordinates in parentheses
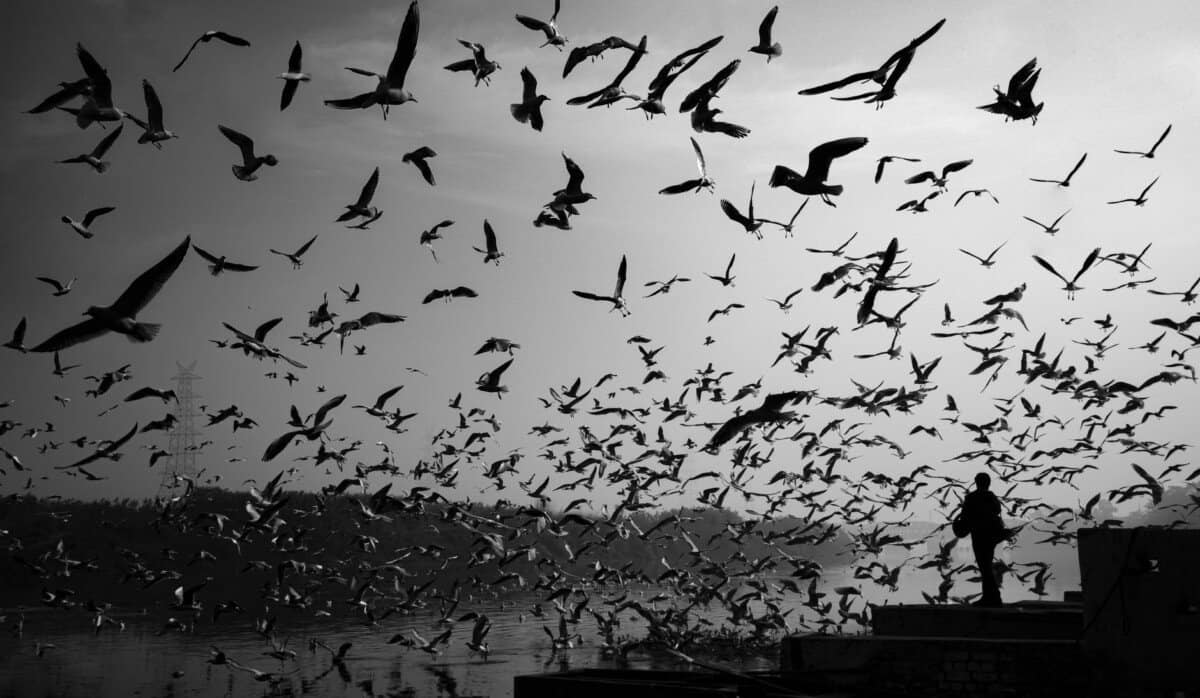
top-left (324, 92), bottom-right (378, 110)
top-left (489, 358), bottom-right (513, 381)
top-left (359, 312), bottom-right (405, 326)
top-left (450, 287), bottom-right (477, 299)
top-left (81, 206), bottom-right (116, 227)
top-left (312, 394), bottom-right (347, 426)
top-left (719, 199), bottom-right (752, 228)
top-left (218, 125), bottom-right (256, 164)
top-left (958, 248), bottom-right (986, 264)
top-left (287, 41), bottom-right (303, 73)
top-left (874, 159), bottom-right (887, 184)
top-left (614, 255), bottom-right (627, 298)
top-left (572, 291), bottom-right (607, 302)
top-left (31, 318), bottom-right (109, 353)
top-left (386, 1), bottom-right (420, 87)
top-left (1007, 58), bottom-right (1038, 96)
top-left (172, 35), bottom-right (206, 72)
top-left (1071, 248), bottom-right (1102, 284)
top-left (1150, 124), bottom-right (1172, 153)
top-left (797, 69), bottom-right (879, 95)
top-left (294, 235), bottom-right (318, 257)
top-left (444, 58), bottom-right (475, 73)
top-left (212, 31), bottom-right (251, 47)
top-left (77, 44), bottom-right (112, 105)
top-left (91, 123), bottom-right (124, 158)
top-left (659, 180), bottom-right (702, 195)
top-left (483, 220), bottom-right (498, 253)
top-left (355, 167), bottom-right (380, 207)
top-left (515, 14), bottom-right (550, 33)
top-left (689, 137), bottom-right (707, 179)
top-left (562, 153), bottom-right (585, 192)
top-left (757, 6), bottom-right (779, 46)
top-left (411, 158), bottom-right (435, 185)
top-left (262, 429), bottom-right (302, 462)
top-left (806, 137), bottom-right (868, 182)
top-left (110, 236), bottom-right (191, 317)
top-left (1065, 153), bottom-right (1087, 181)
top-left (35, 277), bottom-right (64, 292)
top-left (942, 159), bottom-right (973, 176)
top-left (191, 244), bottom-right (220, 264)
top-left (520, 66), bottom-right (539, 101)
top-left (611, 36), bottom-right (648, 86)
top-left (423, 290), bottom-right (447, 304)
top-left (1031, 255), bottom-right (1070, 285)
top-left (254, 317), bottom-right (283, 343)
top-left (142, 80), bottom-right (164, 128)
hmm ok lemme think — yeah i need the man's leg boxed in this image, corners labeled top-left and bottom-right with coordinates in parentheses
top-left (974, 539), bottom-right (1001, 605)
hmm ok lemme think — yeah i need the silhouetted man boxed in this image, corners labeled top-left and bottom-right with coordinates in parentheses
top-left (959, 472), bottom-right (1007, 607)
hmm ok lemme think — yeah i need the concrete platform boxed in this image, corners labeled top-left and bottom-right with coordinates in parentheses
top-left (870, 601), bottom-right (1082, 640)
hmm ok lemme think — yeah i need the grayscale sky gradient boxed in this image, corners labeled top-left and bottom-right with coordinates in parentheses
top-left (1, 0), bottom-right (1198, 518)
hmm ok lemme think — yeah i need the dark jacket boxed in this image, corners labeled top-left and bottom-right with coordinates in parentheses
top-left (961, 489), bottom-right (1006, 545)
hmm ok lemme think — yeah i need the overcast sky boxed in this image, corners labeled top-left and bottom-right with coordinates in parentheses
top-left (1, 0), bottom-right (1198, 518)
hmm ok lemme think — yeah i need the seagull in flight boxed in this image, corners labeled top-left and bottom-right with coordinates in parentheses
top-left (769, 137), bottom-right (869, 205)
top-left (572, 255), bottom-right (629, 316)
top-left (125, 80), bottom-right (178, 149)
top-left (748, 6), bottom-right (782, 62)
top-left (515, 0), bottom-right (566, 50)
top-left (1032, 247), bottom-right (1101, 300)
top-left (958, 241), bottom-right (1006, 268)
top-left (1023, 209), bottom-right (1070, 236)
top-left (32, 237), bottom-right (190, 352)
top-left (1029, 153), bottom-right (1086, 187)
top-left (62, 206), bottom-right (115, 239)
top-left (325, 1), bottom-right (420, 118)
top-left (874, 155), bottom-right (920, 184)
top-left (58, 123), bottom-right (123, 173)
top-left (472, 220), bottom-right (503, 265)
top-left (192, 244), bottom-right (258, 275)
top-left (270, 235), bottom-right (318, 269)
top-left (218, 125), bottom-right (277, 181)
top-left (36, 276), bottom-right (75, 297)
top-left (402, 147), bottom-right (437, 186)
top-left (659, 138), bottom-right (714, 195)
top-left (1107, 177), bottom-right (1159, 207)
top-left (511, 67), bottom-right (550, 131)
top-left (1114, 124), bottom-right (1171, 158)
top-left (337, 167), bottom-right (380, 222)
top-left (278, 41), bottom-right (310, 111)
top-left (173, 30), bottom-right (251, 72)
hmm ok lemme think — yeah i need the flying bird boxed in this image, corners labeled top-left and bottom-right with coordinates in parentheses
top-left (61, 206), bottom-right (115, 239)
top-left (192, 245), bottom-right (258, 275)
top-left (954, 189), bottom-right (998, 206)
top-left (572, 255), bottom-right (629, 316)
top-left (904, 159), bottom-right (972, 189)
top-left (36, 277), bottom-right (75, 297)
top-left (337, 167), bottom-right (381, 222)
top-left (1029, 153), bottom-right (1086, 187)
top-left (472, 220), bottom-right (503, 265)
top-left (704, 392), bottom-right (806, 452)
top-left (444, 40), bottom-right (501, 86)
top-left (325, 0), bottom-right (420, 118)
top-left (125, 80), bottom-right (178, 148)
top-left (659, 138), bottom-right (714, 195)
top-left (720, 182), bottom-right (763, 237)
top-left (402, 147), bottom-right (437, 186)
top-left (1022, 209), bottom-right (1070, 236)
top-left (515, 0), bottom-right (566, 50)
top-left (278, 41), bottom-right (311, 110)
top-left (797, 19), bottom-right (945, 108)
top-left (58, 123), bottom-right (123, 173)
top-left (477, 359), bottom-right (514, 398)
top-left (173, 30), bottom-right (251, 72)
top-left (3, 317), bottom-right (27, 353)
top-left (748, 6), bottom-right (782, 62)
top-left (68, 44), bottom-right (123, 129)
top-left (706, 254), bottom-right (736, 287)
top-left (770, 137), bottom-right (869, 205)
top-left (978, 57), bottom-right (1043, 124)
top-left (1114, 124), bottom-right (1171, 158)
top-left (218, 125), bottom-right (277, 181)
top-left (511, 67), bottom-right (550, 131)
top-left (958, 241), bottom-right (1006, 268)
top-left (32, 236), bottom-right (191, 352)
top-left (269, 235), bottom-right (318, 269)
top-left (419, 220), bottom-right (455, 262)
top-left (566, 35), bottom-right (647, 108)
top-left (423, 287), bottom-right (478, 304)
top-left (1107, 177), bottom-right (1159, 207)
top-left (1032, 247), bottom-right (1102, 300)
top-left (628, 35), bottom-right (722, 118)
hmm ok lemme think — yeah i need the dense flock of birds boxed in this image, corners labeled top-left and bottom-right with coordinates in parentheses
top-left (3, 0), bottom-right (1200, 691)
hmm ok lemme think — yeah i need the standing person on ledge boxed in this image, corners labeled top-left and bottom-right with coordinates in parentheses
top-left (955, 472), bottom-right (1009, 607)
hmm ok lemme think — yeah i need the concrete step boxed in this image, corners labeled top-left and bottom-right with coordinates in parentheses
top-left (870, 601), bottom-right (1082, 640)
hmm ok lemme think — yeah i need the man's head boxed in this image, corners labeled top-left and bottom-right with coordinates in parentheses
top-left (975, 472), bottom-right (991, 491)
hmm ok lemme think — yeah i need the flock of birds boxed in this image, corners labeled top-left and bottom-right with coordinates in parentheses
top-left (3, 0), bottom-right (1199, 692)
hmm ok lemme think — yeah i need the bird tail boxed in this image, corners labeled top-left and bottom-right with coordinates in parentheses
top-left (75, 111), bottom-right (94, 129)
top-left (208, 264), bottom-right (222, 276)
top-left (768, 165), bottom-right (800, 188)
top-left (510, 104), bottom-right (530, 124)
top-left (826, 184), bottom-right (844, 196)
top-left (232, 165), bottom-right (254, 181)
top-left (129, 323), bottom-right (161, 342)
top-left (94, 160), bottom-right (110, 174)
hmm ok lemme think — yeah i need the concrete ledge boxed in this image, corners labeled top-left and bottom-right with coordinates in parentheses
top-left (870, 601), bottom-right (1082, 640)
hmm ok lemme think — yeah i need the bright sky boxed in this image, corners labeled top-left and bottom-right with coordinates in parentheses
top-left (1, 0), bottom-right (1198, 519)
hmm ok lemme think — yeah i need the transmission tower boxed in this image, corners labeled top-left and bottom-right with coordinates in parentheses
top-left (157, 361), bottom-right (203, 499)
